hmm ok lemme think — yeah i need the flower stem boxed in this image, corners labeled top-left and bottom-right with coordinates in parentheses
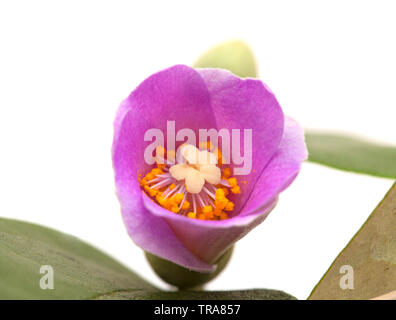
top-left (145, 246), bottom-right (234, 290)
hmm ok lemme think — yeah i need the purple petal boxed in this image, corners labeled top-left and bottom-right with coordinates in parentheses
top-left (240, 116), bottom-right (308, 216)
top-left (113, 65), bottom-right (306, 272)
top-left (112, 65), bottom-right (218, 272)
top-left (127, 64), bottom-right (217, 147)
top-left (142, 116), bottom-right (306, 265)
top-left (143, 193), bottom-right (278, 263)
top-left (197, 68), bottom-right (284, 213)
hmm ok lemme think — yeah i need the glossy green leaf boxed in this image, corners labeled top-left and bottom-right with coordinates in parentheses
top-left (309, 182), bottom-right (396, 299)
top-left (306, 131), bottom-right (396, 179)
top-left (193, 40), bottom-right (258, 78)
top-left (0, 217), bottom-right (157, 299)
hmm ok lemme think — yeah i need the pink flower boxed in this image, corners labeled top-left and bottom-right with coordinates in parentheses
top-left (112, 65), bottom-right (307, 272)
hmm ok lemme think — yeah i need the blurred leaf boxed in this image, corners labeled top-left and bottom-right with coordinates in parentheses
top-left (95, 289), bottom-right (296, 300)
top-left (0, 217), bottom-right (156, 299)
top-left (309, 182), bottom-right (396, 299)
top-left (306, 131), bottom-right (396, 179)
top-left (193, 40), bottom-right (257, 78)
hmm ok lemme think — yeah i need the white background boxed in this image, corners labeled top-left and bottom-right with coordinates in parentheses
top-left (0, 1), bottom-right (395, 299)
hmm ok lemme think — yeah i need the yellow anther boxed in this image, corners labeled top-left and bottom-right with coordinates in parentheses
top-left (214, 208), bottom-right (222, 216)
top-left (227, 177), bottom-right (240, 194)
top-left (202, 205), bottom-right (213, 214)
top-left (227, 177), bottom-right (238, 187)
top-left (221, 187), bottom-right (229, 196)
top-left (140, 177), bottom-right (148, 186)
top-left (198, 213), bottom-right (206, 220)
top-left (220, 212), bottom-right (228, 220)
top-left (215, 188), bottom-right (229, 210)
top-left (223, 167), bottom-right (231, 178)
top-left (215, 188), bottom-right (225, 198)
top-left (225, 201), bottom-right (234, 211)
top-left (173, 193), bottom-right (184, 204)
top-left (144, 185), bottom-right (158, 197)
top-left (205, 212), bottom-right (214, 219)
top-left (181, 200), bottom-right (190, 210)
top-left (169, 183), bottom-right (176, 190)
top-left (231, 186), bottom-right (241, 194)
top-left (151, 168), bottom-right (163, 176)
top-left (157, 163), bottom-right (166, 170)
top-left (187, 212), bottom-right (197, 219)
top-left (156, 194), bottom-right (166, 206)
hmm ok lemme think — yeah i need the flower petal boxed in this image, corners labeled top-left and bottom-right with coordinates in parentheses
top-left (142, 116), bottom-right (306, 266)
top-left (128, 65), bottom-right (216, 151)
top-left (113, 65), bottom-right (305, 272)
top-left (112, 65), bottom-right (218, 272)
top-left (143, 193), bottom-right (278, 264)
top-left (197, 68), bottom-right (284, 213)
top-left (240, 116), bottom-right (308, 216)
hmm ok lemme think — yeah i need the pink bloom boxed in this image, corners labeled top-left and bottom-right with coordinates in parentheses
top-left (112, 65), bottom-right (307, 272)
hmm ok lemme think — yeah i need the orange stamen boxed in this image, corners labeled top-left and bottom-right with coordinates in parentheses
top-left (140, 145), bottom-right (243, 221)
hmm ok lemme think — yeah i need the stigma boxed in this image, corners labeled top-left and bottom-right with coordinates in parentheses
top-left (139, 143), bottom-right (240, 220)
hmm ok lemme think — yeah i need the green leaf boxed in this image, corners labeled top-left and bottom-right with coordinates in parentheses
top-left (309, 182), bottom-right (396, 299)
top-left (306, 131), bottom-right (396, 179)
top-left (0, 217), bottom-right (295, 300)
top-left (193, 40), bottom-right (258, 78)
top-left (94, 289), bottom-right (296, 300)
top-left (0, 217), bottom-right (157, 299)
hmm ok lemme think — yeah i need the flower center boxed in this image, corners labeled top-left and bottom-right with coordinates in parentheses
top-left (139, 143), bottom-right (241, 220)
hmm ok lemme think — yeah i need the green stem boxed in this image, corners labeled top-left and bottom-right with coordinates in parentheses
top-left (145, 246), bottom-right (234, 290)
